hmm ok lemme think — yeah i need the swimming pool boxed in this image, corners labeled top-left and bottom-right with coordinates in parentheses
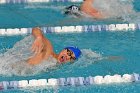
top-left (0, 0), bottom-right (140, 28)
top-left (0, 0), bottom-right (140, 93)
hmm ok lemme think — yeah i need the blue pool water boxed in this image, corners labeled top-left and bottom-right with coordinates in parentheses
top-left (1, 31), bottom-right (140, 93)
top-left (0, 0), bottom-right (140, 28)
top-left (0, 0), bottom-right (140, 93)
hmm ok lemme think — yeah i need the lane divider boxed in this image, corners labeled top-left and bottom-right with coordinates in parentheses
top-left (0, 23), bottom-right (139, 36)
top-left (0, 73), bottom-right (139, 90)
top-left (0, 0), bottom-right (83, 4)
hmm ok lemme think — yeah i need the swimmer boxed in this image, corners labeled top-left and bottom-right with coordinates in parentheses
top-left (80, 0), bottom-right (103, 19)
top-left (27, 28), bottom-right (122, 65)
top-left (64, 0), bottom-right (103, 19)
top-left (65, 0), bottom-right (134, 20)
top-left (27, 27), bottom-right (81, 65)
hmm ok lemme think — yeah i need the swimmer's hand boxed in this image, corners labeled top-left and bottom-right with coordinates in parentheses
top-left (31, 36), bottom-right (44, 54)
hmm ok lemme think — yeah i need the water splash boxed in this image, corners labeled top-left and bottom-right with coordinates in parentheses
top-left (0, 36), bottom-right (57, 76)
top-left (93, 0), bottom-right (140, 22)
top-left (0, 36), bottom-right (103, 76)
top-left (72, 49), bottom-right (103, 68)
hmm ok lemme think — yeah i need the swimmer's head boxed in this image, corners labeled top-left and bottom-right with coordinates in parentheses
top-left (64, 5), bottom-right (80, 14)
top-left (57, 46), bottom-right (81, 63)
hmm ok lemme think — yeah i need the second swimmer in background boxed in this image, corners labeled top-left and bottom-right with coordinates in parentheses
top-left (64, 0), bottom-right (135, 20)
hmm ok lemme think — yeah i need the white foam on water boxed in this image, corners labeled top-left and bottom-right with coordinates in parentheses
top-left (92, 0), bottom-right (140, 22)
top-left (0, 36), bottom-right (57, 76)
top-left (73, 49), bottom-right (103, 68)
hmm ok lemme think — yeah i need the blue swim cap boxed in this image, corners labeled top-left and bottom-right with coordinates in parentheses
top-left (65, 46), bottom-right (81, 59)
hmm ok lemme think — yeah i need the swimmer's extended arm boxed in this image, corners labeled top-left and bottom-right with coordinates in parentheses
top-left (81, 0), bottom-right (103, 19)
top-left (83, 0), bottom-right (94, 2)
top-left (89, 10), bottom-right (103, 19)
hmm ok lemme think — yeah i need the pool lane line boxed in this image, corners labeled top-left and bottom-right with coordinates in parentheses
top-left (0, 0), bottom-right (83, 4)
top-left (0, 73), bottom-right (139, 90)
top-left (0, 23), bottom-right (139, 36)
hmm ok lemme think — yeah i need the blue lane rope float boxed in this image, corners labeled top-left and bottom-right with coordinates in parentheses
top-left (0, 73), bottom-right (139, 90)
top-left (0, 0), bottom-right (84, 4)
top-left (0, 23), bottom-right (139, 36)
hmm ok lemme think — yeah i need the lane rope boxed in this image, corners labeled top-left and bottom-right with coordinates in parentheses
top-left (0, 73), bottom-right (139, 90)
top-left (0, 0), bottom-right (83, 4)
top-left (0, 23), bottom-right (139, 36)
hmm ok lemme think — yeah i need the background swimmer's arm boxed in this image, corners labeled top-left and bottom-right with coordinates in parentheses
top-left (90, 11), bottom-right (103, 19)
top-left (83, 0), bottom-right (94, 2)
top-left (86, 7), bottom-right (103, 19)
top-left (81, 0), bottom-right (103, 19)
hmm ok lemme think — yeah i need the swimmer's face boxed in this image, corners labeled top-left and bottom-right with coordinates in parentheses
top-left (58, 48), bottom-right (76, 63)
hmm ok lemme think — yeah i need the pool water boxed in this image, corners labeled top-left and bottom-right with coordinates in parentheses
top-left (0, 0), bottom-right (140, 28)
top-left (0, 0), bottom-right (140, 93)
top-left (1, 31), bottom-right (140, 93)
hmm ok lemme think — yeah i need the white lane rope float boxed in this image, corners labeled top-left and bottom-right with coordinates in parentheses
top-left (0, 23), bottom-right (139, 36)
top-left (0, 73), bottom-right (139, 90)
top-left (0, 0), bottom-right (83, 4)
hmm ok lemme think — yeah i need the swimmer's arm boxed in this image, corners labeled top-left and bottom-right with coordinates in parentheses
top-left (31, 27), bottom-right (44, 53)
top-left (27, 41), bottom-right (53, 65)
top-left (32, 27), bottom-right (44, 39)
top-left (31, 27), bottom-right (54, 54)
top-left (27, 49), bottom-right (52, 65)
top-left (89, 9), bottom-right (103, 19)
top-left (27, 52), bottom-right (45, 65)
top-left (27, 28), bottom-right (55, 65)
top-left (81, 0), bottom-right (103, 19)
top-left (83, 0), bottom-right (94, 3)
